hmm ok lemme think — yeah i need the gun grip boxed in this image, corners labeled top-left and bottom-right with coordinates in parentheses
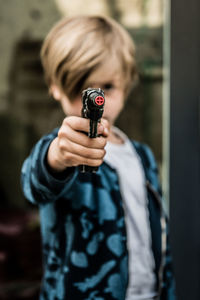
top-left (79, 165), bottom-right (99, 173)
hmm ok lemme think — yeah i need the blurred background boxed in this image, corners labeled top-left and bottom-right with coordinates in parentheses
top-left (1, 0), bottom-right (198, 299)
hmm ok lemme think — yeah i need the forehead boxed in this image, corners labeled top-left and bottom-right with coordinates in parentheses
top-left (86, 59), bottom-right (124, 86)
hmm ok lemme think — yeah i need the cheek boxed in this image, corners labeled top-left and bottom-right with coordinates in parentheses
top-left (73, 101), bottom-right (82, 116)
top-left (104, 96), bottom-right (124, 120)
top-left (106, 94), bottom-right (124, 110)
top-left (61, 97), bottom-right (82, 116)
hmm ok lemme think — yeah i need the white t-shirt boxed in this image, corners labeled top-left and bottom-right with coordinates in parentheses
top-left (104, 127), bottom-right (157, 300)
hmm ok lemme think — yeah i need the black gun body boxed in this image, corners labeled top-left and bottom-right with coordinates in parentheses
top-left (80, 88), bottom-right (105, 173)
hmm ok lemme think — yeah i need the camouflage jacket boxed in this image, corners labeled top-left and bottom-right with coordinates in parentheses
top-left (21, 128), bottom-right (176, 300)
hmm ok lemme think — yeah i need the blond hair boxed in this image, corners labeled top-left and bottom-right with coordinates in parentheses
top-left (41, 15), bottom-right (137, 100)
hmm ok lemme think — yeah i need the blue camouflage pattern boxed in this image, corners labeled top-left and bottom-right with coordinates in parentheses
top-left (21, 128), bottom-right (176, 300)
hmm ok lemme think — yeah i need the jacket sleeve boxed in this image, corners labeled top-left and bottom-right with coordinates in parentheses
top-left (21, 129), bottom-right (78, 205)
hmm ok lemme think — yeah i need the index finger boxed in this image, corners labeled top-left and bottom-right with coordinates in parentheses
top-left (64, 116), bottom-right (90, 132)
top-left (64, 116), bottom-right (105, 136)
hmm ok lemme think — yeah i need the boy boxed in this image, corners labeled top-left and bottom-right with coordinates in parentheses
top-left (21, 15), bottom-right (176, 300)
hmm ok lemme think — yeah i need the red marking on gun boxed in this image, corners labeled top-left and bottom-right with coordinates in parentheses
top-left (95, 96), bottom-right (105, 106)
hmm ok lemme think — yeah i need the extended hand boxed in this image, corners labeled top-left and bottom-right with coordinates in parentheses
top-left (47, 116), bottom-right (110, 172)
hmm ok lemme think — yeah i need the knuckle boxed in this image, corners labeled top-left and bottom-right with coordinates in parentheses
top-left (102, 149), bottom-right (106, 157)
top-left (58, 125), bottom-right (69, 139)
top-left (63, 116), bottom-right (78, 129)
top-left (67, 156), bottom-right (76, 165)
top-left (64, 116), bottom-right (89, 132)
top-left (58, 127), bottom-right (64, 138)
top-left (90, 149), bottom-right (100, 159)
top-left (101, 118), bottom-right (109, 128)
top-left (100, 137), bottom-right (107, 148)
top-left (64, 116), bottom-right (73, 125)
top-left (58, 139), bottom-right (66, 151)
top-left (78, 117), bottom-right (86, 126)
top-left (84, 158), bottom-right (92, 166)
top-left (98, 149), bottom-right (105, 159)
top-left (64, 152), bottom-right (73, 162)
top-left (58, 125), bottom-right (72, 141)
top-left (96, 158), bottom-right (103, 166)
top-left (73, 116), bottom-right (81, 127)
top-left (85, 148), bottom-right (92, 158)
top-left (86, 158), bottom-right (103, 167)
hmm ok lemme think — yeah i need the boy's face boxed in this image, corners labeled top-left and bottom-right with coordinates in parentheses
top-left (52, 63), bottom-right (126, 126)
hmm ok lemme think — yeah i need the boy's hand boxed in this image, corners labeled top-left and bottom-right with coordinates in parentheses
top-left (47, 116), bottom-right (110, 172)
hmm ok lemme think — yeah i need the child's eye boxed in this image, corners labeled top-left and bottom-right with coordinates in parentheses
top-left (102, 83), bottom-right (114, 91)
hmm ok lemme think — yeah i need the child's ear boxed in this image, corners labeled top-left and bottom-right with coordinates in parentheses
top-left (50, 84), bottom-right (62, 101)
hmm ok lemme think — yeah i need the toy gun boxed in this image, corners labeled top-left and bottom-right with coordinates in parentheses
top-left (79, 87), bottom-right (105, 173)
